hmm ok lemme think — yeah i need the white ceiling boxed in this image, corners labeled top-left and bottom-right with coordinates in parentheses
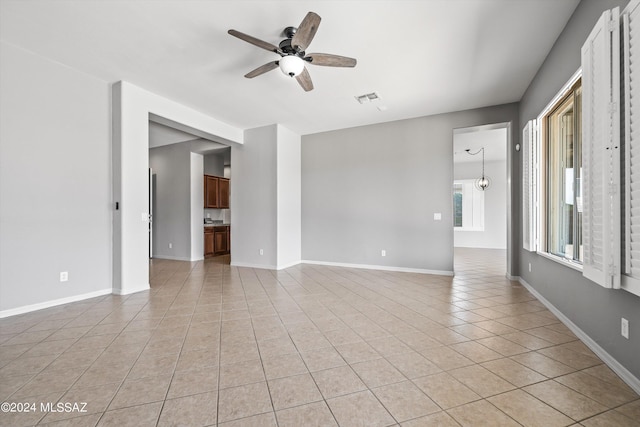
top-left (453, 127), bottom-right (507, 163)
top-left (0, 0), bottom-right (580, 135)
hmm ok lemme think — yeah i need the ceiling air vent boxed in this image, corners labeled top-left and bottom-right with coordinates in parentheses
top-left (355, 92), bottom-right (387, 111)
top-left (355, 92), bottom-right (380, 104)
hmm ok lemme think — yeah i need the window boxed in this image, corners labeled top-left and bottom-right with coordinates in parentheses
top-left (453, 183), bottom-right (463, 227)
top-left (528, 73), bottom-right (585, 265)
top-left (453, 180), bottom-right (484, 230)
top-left (523, 3), bottom-right (640, 295)
top-left (545, 80), bottom-right (583, 263)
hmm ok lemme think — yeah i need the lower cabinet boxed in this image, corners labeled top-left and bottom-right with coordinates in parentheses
top-left (214, 227), bottom-right (228, 255)
top-left (204, 225), bottom-right (230, 257)
top-left (204, 227), bottom-right (215, 256)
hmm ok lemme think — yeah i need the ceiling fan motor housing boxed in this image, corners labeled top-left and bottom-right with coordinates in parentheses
top-left (278, 38), bottom-right (304, 56)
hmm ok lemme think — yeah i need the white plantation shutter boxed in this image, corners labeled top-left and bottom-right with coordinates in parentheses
top-left (623, 0), bottom-right (640, 294)
top-left (522, 120), bottom-right (538, 252)
top-left (581, 7), bottom-right (621, 289)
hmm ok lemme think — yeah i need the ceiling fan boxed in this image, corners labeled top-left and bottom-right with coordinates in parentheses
top-left (228, 12), bottom-right (357, 92)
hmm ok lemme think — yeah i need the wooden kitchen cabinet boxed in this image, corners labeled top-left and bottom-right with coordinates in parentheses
top-left (214, 226), bottom-right (228, 255)
top-left (204, 227), bottom-right (214, 256)
top-left (204, 175), bottom-right (219, 208)
top-left (218, 178), bottom-right (230, 208)
top-left (204, 225), bottom-right (230, 257)
top-left (204, 175), bottom-right (229, 208)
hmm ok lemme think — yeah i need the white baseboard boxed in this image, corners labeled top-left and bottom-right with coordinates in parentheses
top-left (112, 283), bottom-right (150, 295)
top-left (506, 274), bottom-right (520, 281)
top-left (0, 288), bottom-right (112, 319)
top-left (151, 255), bottom-right (195, 262)
top-left (277, 260), bottom-right (302, 270)
top-left (519, 277), bottom-right (640, 395)
top-left (301, 260), bottom-right (454, 276)
top-left (230, 261), bottom-right (278, 270)
top-left (228, 261), bottom-right (306, 271)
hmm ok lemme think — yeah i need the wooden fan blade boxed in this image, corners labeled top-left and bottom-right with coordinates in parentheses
top-left (228, 29), bottom-right (279, 53)
top-left (291, 12), bottom-right (321, 51)
top-left (306, 53), bottom-right (357, 67)
top-left (245, 61), bottom-right (279, 78)
top-left (295, 67), bottom-right (314, 92)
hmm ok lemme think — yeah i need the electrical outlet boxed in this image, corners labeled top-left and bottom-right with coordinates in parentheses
top-left (260, 249), bottom-right (264, 255)
top-left (60, 272), bottom-right (68, 282)
top-left (529, 263), bottom-right (532, 272)
top-left (381, 250), bottom-right (386, 257)
top-left (434, 213), bottom-right (442, 221)
top-left (169, 243), bottom-right (172, 249)
top-left (141, 212), bottom-right (148, 222)
top-left (206, 213), bottom-right (211, 218)
top-left (621, 318), bottom-right (629, 339)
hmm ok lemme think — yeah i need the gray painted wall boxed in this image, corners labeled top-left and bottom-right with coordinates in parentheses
top-left (0, 41), bottom-right (112, 312)
top-left (302, 104), bottom-right (519, 274)
top-left (190, 152), bottom-right (204, 260)
top-left (231, 125), bottom-right (278, 268)
top-left (519, 0), bottom-right (639, 378)
top-left (204, 152), bottom-right (224, 176)
top-left (149, 144), bottom-right (192, 260)
top-left (454, 159), bottom-right (507, 249)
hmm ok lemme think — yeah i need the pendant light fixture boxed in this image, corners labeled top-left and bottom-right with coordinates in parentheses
top-left (465, 147), bottom-right (491, 191)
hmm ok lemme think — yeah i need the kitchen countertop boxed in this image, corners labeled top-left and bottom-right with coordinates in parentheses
top-left (204, 223), bottom-right (230, 227)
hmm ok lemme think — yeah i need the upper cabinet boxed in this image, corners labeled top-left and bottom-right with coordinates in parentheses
top-left (218, 178), bottom-right (230, 209)
top-left (204, 175), bottom-right (229, 208)
top-left (205, 175), bottom-right (219, 208)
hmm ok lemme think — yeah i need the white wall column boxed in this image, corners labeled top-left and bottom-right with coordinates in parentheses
top-left (231, 124), bottom-right (301, 269)
top-left (113, 81), bottom-right (242, 295)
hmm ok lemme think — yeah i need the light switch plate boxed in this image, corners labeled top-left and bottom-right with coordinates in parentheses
top-left (621, 318), bottom-right (629, 339)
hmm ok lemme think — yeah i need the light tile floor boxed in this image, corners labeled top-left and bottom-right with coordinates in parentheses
top-left (1, 249), bottom-right (638, 426)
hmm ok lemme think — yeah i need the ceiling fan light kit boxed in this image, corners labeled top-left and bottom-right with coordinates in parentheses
top-left (228, 11), bottom-right (357, 91)
top-left (279, 55), bottom-right (304, 77)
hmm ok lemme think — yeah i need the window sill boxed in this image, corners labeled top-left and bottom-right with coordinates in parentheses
top-left (537, 251), bottom-right (583, 272)
top-left (621, 275), bottom-right (640, 297)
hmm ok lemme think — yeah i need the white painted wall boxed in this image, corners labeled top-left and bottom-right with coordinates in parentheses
top-left (190, 152), bottom-right (204, 261)
top-left (276, 125), bottom-right (301, 269)
top-left (0, 41), bottom-right (112, 315)
top-left (454, 159), bottom-right (507, 249)
top-left (113, 81), bottom-right (242, 295)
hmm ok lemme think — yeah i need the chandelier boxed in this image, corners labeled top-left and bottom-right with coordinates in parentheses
top-left (465, 147), bottom-right (491, 191)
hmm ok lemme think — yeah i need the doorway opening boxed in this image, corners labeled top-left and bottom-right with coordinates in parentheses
top-left (148, 118), bottom-right (232, 268)
top-left (452, 123), bottom-right (509, 276)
